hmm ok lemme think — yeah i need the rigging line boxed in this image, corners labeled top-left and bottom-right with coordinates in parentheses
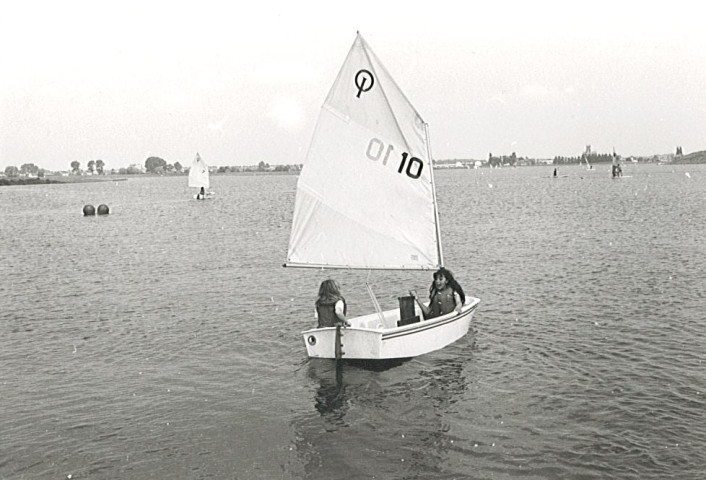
top-left (365, 270), bottom-right (386, 324)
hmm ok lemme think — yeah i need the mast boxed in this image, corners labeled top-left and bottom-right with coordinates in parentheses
top-left (425, 122), bottom-right (444, 268)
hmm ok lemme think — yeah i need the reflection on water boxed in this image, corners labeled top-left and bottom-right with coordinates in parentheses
top-left (296, 345), bottom-right (473, 479)
top-left (310, 358), bottom-right (413, 416)
top-left (311, 361), bottom-right (346, 418)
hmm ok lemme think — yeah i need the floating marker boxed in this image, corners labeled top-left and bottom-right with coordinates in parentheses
top-left (97, 204), bottom-right (110, 215)
top-left (83, 204), bottom-right (95, 216)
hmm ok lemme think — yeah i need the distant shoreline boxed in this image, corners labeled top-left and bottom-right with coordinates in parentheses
top-left (1, 176), bottom-right (128, 187)
top-left (3, 160), bottom-right (703, 188)
top-left (0, 177), bottom-right (61, 187)
top-left (45, 175), bottom-right (128, 183)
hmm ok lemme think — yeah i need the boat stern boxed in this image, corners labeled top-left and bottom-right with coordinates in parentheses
top-left (302, 327), bottom-right (382, 359)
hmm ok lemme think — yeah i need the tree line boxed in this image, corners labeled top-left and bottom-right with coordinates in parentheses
top-left (3, 163), bottom-right (46, 178)
top-left (3, 157), bottom-right (300, 178)
top-left (553, 153), bottom-right (616, 165)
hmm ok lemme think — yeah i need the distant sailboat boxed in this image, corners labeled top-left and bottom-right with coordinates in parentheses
top-left (188, 153), bottom-right (213, 199)
top-left (284, 33), bottom-right (480, 360)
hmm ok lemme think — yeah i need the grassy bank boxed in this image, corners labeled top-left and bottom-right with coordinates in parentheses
top-left (1, 177), bottom-right (62, 186)
top-left (1, 175), bottom-right (128, 187)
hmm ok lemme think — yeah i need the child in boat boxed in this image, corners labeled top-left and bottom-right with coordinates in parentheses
top-left (410, 268), bottom-right (465, 319)
top-left (315, 279), bottom-right (351, 328)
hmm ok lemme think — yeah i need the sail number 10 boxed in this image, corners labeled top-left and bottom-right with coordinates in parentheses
top-left (365, 138), bottom-right (423, 179)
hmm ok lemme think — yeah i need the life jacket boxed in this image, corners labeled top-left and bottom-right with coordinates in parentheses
top-left (427, 289), bottom-right (456, 319)
top-left (316, 297), bottom-right (347, 328)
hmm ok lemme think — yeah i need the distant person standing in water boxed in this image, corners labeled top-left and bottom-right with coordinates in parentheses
top-left (553, 167), bottom-right (557, 177)
top-left (612, 153), bottom-right (622, 177)
top-left (410, 267), bottom-right (465, 319)
top-left (315, 279), bottom-right (350, 328)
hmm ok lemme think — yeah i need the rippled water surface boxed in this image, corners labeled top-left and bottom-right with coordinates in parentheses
top-left (2, 164), bottom-right (705, 479)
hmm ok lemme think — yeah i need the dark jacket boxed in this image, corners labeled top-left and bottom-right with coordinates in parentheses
top-left (316, 297), bottom-right (347, 328)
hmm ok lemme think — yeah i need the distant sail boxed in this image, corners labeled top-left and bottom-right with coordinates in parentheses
top-left (188, 153), bottom-right (209, 189)
top-left (286, 33), bottom-right (442, 270)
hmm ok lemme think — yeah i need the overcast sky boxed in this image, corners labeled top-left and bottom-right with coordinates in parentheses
top-left (2, 1), bottom-right (704, 172)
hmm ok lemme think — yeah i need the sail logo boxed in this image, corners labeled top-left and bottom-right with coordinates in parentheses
top-left (354, 69), bottom-right (374, 98)
top-left (366, 138), bottom-right (424, 180)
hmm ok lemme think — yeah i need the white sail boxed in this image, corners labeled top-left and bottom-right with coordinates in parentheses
top-left (286, 33), bottom-right (442, 270)
top-left (188, 153), bottom-right (210, 189)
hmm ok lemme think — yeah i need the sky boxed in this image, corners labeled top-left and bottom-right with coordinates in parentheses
top-left (2, 1), bottom-right (705, 172)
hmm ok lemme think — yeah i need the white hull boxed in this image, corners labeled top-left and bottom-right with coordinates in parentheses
top-left (193, 192), bottom-right (215, 199)
top-left (302, 297), bottom-right (480, 360)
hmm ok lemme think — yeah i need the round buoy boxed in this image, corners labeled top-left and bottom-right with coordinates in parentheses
top-left (97, 204), bottom-right (110, 215)
top-left (83, 204), bottom-right (95, 216)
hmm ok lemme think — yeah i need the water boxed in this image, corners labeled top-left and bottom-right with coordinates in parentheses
top-left (1, 164), bottom-right (704, 479)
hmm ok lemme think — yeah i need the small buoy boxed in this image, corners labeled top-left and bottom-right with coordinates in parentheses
top-left (97, 204), bottom-right (109, 215)
top-left (83, 204), bottom-right (95, 216)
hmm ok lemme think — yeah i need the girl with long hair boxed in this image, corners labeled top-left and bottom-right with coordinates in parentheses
top-left (315, 279), bottom-right (350, 328)
top-left (411, 267), bottom-right (465, 319)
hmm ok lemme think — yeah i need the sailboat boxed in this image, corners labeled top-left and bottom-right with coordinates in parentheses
top-left (188, 153), bottom-right (213, 199)
top-left (284, 33), bottom-right (481, 360)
